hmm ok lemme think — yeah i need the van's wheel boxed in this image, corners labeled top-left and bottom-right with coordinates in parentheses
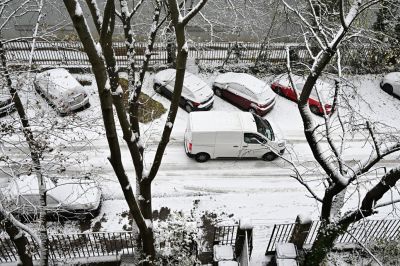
top-left (214, 87), bottom-right (222, 97)
top-left (154, 83), bottom-right (162, 93)
top-left (185, 103), bottom-right (193, 113)
top-left (310, 105), bottom-right (320, 115)
top-left (382, 84), bottom-right (393, 95)
top-left (195, 153), bottom-right (210, 162)
top-left (262, 152), bottom-right (276, 161)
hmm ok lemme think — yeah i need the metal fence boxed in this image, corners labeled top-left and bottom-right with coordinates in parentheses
top-left (3, 41), bottom-right (168, 67)
top-left (0, 231), bottom-right (136, 263)
top-left (3, 41), bottom-right (314, 68)
top-left (3, 40), bottom-right (386, 69)
top-left (265, 219), bottom-right (400, 253)
top-left (213, 225), bottom-right (253, 257)
top-left (193, 42), bottom-right (312, 64)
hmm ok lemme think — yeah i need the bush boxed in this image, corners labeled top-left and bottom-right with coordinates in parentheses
top-left (118, 77), bottom-right (166, 124)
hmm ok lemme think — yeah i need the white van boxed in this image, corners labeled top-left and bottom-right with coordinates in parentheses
top-left (184, 111), bottom-right (286, 162)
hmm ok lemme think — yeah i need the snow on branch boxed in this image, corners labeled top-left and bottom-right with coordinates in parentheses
top-left (182, 0), bottom-right (208, 25)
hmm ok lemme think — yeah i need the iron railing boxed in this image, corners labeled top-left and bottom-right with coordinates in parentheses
top-left (213, 225), bottom-right (253, 258)
top-left (0, 231), bottom-right (136, 263)
top-left (265, 219), bottom-right (400, 254)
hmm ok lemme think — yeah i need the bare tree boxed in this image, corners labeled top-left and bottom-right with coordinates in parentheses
top-left (63, 0), bottom-right (207, 263)
top-left (280, 0), bottom-right (400, 264)
top-left (0, 0), bottom-right (49, 264)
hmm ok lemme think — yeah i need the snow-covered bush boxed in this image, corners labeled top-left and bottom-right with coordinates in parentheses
top-left (153, 210), bottom-right (200, 265)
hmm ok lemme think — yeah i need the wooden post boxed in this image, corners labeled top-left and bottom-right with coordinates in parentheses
top-left (289, 215), bottom-right (312, 250)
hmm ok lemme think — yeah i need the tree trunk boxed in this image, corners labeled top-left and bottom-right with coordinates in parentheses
top-left (2, 218), bottom-right (33, 266)
top-left (304, 221), bottom-right (350, 265)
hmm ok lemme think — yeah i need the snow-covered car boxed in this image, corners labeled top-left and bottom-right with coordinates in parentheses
top-left (212, 73), bottom-right (276, 116)
top-left (34, 68), bottom-right (90, 115)
top-left (2, 175), bottom-right (102, 220)
top-left (0, 94), bottom-right (15, 116)
top-left (153, 69), bottom-right (214, 112)
top-left (380, 72), bottom-right (400, 98)
top-left (271, 74), bottom-right (334, 115)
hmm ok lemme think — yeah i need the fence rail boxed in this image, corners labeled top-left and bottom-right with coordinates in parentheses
top-left (0, 231), bottom-right (136, 263)
top-left (4, 41), bottom-right (168, 67)
top-left (265, 219), bottom-right (400, 253)
top-left (3, 41), bottom-right (390, 69)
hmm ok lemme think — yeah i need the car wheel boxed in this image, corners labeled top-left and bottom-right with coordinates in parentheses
top-left (249, 108), bottom-right (256, 114)
top-left (310, 105), bottom-right (320, 115)
top-left (195, 153), bottom-right (210, 163)
top-left (382, 83), bottom-right (393, 95)
top-left (214, 87), bottom-right (222, 97)
top-left (262, 152), bottom-right (276, 161)
top-left (154, 83), bottom-right (162, 93)
top-left (185, 103), bottom-right (193, 113)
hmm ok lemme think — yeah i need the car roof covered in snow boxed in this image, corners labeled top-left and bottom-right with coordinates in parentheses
top-left (6, 175), bottom-right (101, 206)
top-left (35, 68), bottom-right (83, 93)
top-left (214, 72), bottom-right (271, 93)
top-left (189, 111), bottom-right (256, 133)
top-left (154, 68), bottom-right (210, 92)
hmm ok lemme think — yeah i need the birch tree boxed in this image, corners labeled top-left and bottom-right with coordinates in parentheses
top-left (280, 0), bottom-right (400, 264)
top-left (63, 0), bottom-right (207, 263)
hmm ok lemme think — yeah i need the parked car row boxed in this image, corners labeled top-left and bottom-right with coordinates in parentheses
top-left (153, 69), bottom-right (338, 116)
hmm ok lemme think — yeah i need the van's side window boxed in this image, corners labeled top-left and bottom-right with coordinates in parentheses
top-left (244, 133), bottom-right (265, 144)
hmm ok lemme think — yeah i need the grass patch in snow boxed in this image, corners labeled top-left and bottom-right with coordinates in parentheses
top-left (119, 77), bottom-right (166, 124)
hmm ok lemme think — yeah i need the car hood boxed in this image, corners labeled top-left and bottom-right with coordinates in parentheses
top-left (49, 179), bottom-right (101, 208)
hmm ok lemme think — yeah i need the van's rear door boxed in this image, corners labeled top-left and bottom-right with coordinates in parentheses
top-left (214, 132), bottom-right (241, 158)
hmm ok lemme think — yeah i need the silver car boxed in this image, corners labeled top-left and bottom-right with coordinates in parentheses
top-left (2, 175), bottom-right (102, 220)
top-left (34, 68), bottom-right (90, 115)
top-left (153, 69), bottom-right (214, 112)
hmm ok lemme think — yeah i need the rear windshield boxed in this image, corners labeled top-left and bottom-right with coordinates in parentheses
top-left (253, 114), bottom-right (275, 141)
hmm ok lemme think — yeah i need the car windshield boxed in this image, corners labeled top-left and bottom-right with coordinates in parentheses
top-left (252, 114), bottom-right (275, 141)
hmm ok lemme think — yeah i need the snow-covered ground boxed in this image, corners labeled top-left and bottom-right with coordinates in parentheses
top-left (1, 70), bottom-right (400, 264)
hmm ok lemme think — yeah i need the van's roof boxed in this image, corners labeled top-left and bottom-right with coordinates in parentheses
top-left (189, 111), bottom-right (256, 132)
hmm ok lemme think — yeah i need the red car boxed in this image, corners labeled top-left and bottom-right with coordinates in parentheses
top-left (271, 75), bottom-right (334, 115)
top-left (212, 73), bottom-right (276, 116)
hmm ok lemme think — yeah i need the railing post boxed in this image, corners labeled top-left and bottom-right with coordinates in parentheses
top-left (289, 214), bottom-right (312, 250)
top-left (234, 219), bottom-right (253, 259)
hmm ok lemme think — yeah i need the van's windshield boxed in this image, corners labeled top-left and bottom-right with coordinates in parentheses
top-left (252, 114), bottom-right (275, 141)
